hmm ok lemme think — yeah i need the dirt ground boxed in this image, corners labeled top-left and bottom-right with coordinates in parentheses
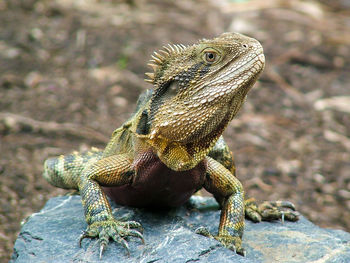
top-left (1, 0), bottom-right (350, 261)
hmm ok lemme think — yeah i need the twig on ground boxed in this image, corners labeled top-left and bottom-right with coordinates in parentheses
top-left (0, 112), bottom-right (109, 143)
top-left (264, 66), bottom-right (305, 103)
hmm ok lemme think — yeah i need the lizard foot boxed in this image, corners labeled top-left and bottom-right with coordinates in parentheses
top-left (245, 198), bottom-right (300, 223)
top-left (79, 218), bottom-right (144, 258)
top-left (195, 227), bottom-right (245, 256)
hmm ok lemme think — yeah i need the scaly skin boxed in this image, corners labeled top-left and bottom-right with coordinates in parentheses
top-left (43, 32), bottom-right (299, 258)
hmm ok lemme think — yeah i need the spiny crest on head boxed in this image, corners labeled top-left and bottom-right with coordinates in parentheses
top-left (144, 43), bottom-right (187, 84)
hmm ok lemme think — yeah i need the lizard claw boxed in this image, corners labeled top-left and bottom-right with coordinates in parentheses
top-left (79, 230), bottom-right (95, 247)
top-left (99, 243), bottom-right (106, 259)
top-left (116, 236), bottom-right (130, 256)
top-left (79, 218), bottom-right (144, 258)
top-left (126, 229), bottom-right (145, 244)
top-left (281, 211), bottom-right (285, 224)
top-left (121, 238), bottom-right (130, 256)
top-left (79, 232), bottom-right (85, 247)
top-left (195, 227), bottom-right (245, 256)
top-left (214, 234), bottom-right (245, 256)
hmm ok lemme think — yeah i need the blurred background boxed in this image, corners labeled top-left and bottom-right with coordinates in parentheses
top-left (1, 0), bottom-right (350, 261)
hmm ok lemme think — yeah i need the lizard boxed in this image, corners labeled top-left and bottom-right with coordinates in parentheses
top-left (43, 32), bottom-right (299, 258)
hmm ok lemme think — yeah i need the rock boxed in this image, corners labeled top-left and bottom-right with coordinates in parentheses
top-left (11, 196), bottom-right (350, 263)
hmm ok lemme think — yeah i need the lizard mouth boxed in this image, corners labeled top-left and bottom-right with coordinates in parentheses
top-left (184, 52), bottom-right (265, 140)
top-left (207, 52), bottom-right (265, 94)
top-left (188, 52), bottom-right (264, 110)
top-left (240, 53), bottom-right (265, 74)
top-left (231, 52), bottom-right (265, 91)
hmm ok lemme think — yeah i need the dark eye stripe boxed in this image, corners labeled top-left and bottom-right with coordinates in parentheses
top-left (150, 79), bottom-right (174, 121)
top-left (149, 62), bottom-right (204, 120)
top-left (200, 65), bottom-right (210, 77)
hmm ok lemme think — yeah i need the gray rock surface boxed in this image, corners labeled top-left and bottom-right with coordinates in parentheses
top-left (11, 195), bottom-right (350, 263)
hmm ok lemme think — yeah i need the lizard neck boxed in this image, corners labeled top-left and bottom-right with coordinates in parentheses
top-left (135, 133), bottom-right (199, 171)
top-left (134, 106), bottom-right (234, 171)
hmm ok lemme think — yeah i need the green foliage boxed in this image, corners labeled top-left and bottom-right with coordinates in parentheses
top-left (117, 55), bottom-right (128, 69)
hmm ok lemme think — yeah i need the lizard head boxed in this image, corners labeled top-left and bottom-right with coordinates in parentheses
top-left (142, 32), bottom-right (265, 170)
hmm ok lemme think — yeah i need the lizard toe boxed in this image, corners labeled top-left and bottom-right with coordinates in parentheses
top-left (196, 227), bottom-right (245, 256)
top-left (79, 218), bottom-right (144, 257)
top-left (119, 220), bottom-right (144, 233)
top-left (259, 201), bottom-right (300, 222)
top-left (214, 235), bottom-right (245, 256)
top-left (195, 226), bottom-right (213, 238)
top-left (245, 199), bottom-right (300, 223)
top-left (110, 235), bottom-right (130, 256)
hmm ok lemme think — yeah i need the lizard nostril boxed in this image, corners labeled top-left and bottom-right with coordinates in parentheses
top-left (242, 44), bottom-right (248, 48)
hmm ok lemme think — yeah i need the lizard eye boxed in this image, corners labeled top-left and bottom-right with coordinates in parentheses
top-left (203, 51), bottom-right (219, 64)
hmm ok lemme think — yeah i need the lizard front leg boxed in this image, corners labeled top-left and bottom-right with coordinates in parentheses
top-left (201, 156), bottom-right (245, 255)
top-left (78, 154), bottom-right (144, 257)
top-left (208, 136), bottom-right (299, 223)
